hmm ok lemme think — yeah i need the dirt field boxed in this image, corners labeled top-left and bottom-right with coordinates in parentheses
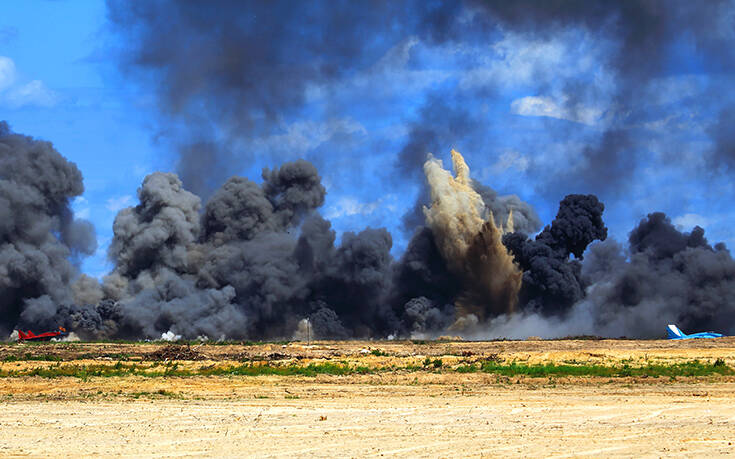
top-left (1, 339), bottom-right (734, 457)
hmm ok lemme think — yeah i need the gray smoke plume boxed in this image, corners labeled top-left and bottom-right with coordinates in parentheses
top-left (96, 170), bottom-right (246, 339)
top-left (6, 1), bottom-right (735, 340)
top-left (578, 213), bottom-right (735, 337)
top-left (403, 296), bottom-right (454, 338)
top-left (202, 176), bottom-right (276, 245)
top-left (262, 160), bottom-right (327, 229)
top-left (5, 120), bottom-right (735, 340)
top-left (91, 152), bottom-right (402, 339)
top-left (390, 226), bottom-right (460, 314)
top-left (0, 122), bottom-right (97, 337)
top-left (468, 1), bottom-right (735, 193)
top-left (481, 212), bottom-right (735, 340)
top-left (471, 181), bottom-right (541, 235)
top-left (106, 0), bottom-right (466, 198)
top-left (106, 172), bottom-right (202, 281)
top-left (503, 194), bottom-right (607, 315)
top-left (306, 302), bottom-right (350, 340)
top-left (107, 0), bottom-right (735, 206)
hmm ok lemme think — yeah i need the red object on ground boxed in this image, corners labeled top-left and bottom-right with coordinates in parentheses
top-left (17, 327), bottom-right (68, 341)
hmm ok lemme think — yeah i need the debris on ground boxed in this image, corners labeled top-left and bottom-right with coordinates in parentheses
top-left (146, 344), bottom-right (206, 361)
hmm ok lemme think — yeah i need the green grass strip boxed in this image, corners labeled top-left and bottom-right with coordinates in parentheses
top-left (0, 359), bottom-right (731, 379)
top-left (475, 360), bottom-right (733, 377)
top-left (0, 362), bottom-right (371, 379)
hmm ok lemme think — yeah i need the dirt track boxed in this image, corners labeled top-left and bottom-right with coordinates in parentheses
top-left (1, 340), bottom-right (734, 457)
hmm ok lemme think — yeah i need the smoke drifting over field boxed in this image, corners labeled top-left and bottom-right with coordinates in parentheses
top-left (4, 1), bottom-right (735, 339)
top-left (106, 0), bottom-right (735, 201)
top-left (4, 120), bottom-right (735, 340)
top-left (486, 214), bottom-right (735, 340)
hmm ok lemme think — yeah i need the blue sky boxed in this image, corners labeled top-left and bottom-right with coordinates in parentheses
top-left (1, 0), bottom-right (163, 277)
top-left (2, 1), bottom-right (734, 278)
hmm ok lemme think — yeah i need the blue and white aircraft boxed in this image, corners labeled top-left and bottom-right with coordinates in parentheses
top-left (667, 324), bottom-right (724, 340)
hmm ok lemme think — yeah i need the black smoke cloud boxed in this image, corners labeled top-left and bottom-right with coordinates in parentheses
top-left (0, 122), bottom-right (98, 337)
top-left (0, 121), bottom-right (522, 340)
top-left (577, 213), bottom-right (735, 337)
top-left (6, 0), bottom-right (735, 339)
top-left (108, 0), bottom-right (735, 207)
top-left (106, 0), bottom-right (464, 198)
top-left (4, 121), bottom-right (735, 340)
top-left (93, 152), bottom-right (402, 339)
top-left (472, 1), bottom-right (735, 194)
top-left (503, 195), bottom-right (607, 315)
top-left (485, 211), bottom-right (735, 339)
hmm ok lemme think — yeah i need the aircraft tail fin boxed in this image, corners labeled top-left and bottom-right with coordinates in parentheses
top-left (667, 324), bottom-right (686, 339)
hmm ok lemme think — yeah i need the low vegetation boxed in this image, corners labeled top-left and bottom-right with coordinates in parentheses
top-left (2, 353), bottom-right (63, 362)
top-left (455, 360), bottom-right (734, 378)
top-left (1, 359), bottom-right (732, 380)
top-left (0, 361), bottom-right (372, 379)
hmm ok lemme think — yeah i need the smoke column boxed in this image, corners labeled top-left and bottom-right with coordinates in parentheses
top-left (107, 0), bottom-right (735, 209)
top-left (4, 120), bottom-right (735, 340)
top-left (0, 122), bottom-right (99, 337)
top-left (422, 150), bottom-right (521, 321)
top-left (503, 194), bottom-right (608, 315)
top-left (5, 1), bottom-right (735, 339)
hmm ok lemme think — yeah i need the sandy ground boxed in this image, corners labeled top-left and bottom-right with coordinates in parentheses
top-left (1, 340), bottom-right (735, 457)
top-left (2, 380), bottom-right (735, 458)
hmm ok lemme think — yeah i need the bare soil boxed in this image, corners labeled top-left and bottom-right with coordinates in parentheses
top-left (4, 336), bottom-right (735, 362)
top-left (1, 339), bottom-right (734, 457)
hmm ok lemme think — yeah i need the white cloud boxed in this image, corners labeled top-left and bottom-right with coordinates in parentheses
top-left (641, 114), bottom-right (678, 132)
top-left (0, 56), bottom-right (17, 91)
top-left (673, 213), bottom-right (710, 230)
top-left (459, 30), bottom-right (608, 91)
top-left (491, 149), bottom-right (530, 174)
top-left (371, 36), bottom-right (419, 74)
top-left (106, 195), bottom-right (133, 212)
top-left (325, 195), bottom-right (392, 219)
top-left (0, 56), bottom-right (58, 108)
top-left (253, 118), bottom-right (367, 155)
top-left (6, 80), bottom-right (58, 107)
top-left (461, 38), bottom-right (566, 89)
top-left (510, 95), bottom-right (602, 125)
top-left (72, 196), bottom-right (90, 220)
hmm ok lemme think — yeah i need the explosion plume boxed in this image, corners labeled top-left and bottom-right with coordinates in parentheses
top-left (422, 150), bottom-right (522, 321)
top-left (4, 120), bottom-right (735, 340)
